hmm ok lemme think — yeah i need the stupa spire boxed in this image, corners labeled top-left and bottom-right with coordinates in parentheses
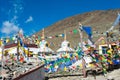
top-left (64, 30), bottom-right (66, 41)
top-left (42, 28), bottom-right (45, 40)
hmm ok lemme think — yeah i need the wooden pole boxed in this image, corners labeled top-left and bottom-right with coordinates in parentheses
top-left (1, 44), bottom-right (4, 67)
top-left (28, 47), bottom-right (29, 60)
top-left (106, 32), bottom-right (109, 47)
top-left (17, 36), bottom-right (20, 62)
top-left (0, 43), bottom-right (4, 78)
top-left (118, 13), bottom-right (120, 36)
top-left (78, 22), bottom-right (86, 78)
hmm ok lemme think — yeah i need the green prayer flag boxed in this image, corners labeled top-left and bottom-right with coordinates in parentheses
top-left (73, 29), bottom-right (78, 34)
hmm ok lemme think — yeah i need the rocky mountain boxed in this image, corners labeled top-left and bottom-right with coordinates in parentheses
top-left (35, 9), bottom-right (120, 51)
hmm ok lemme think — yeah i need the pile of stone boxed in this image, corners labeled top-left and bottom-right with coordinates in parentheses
top-left (0, 58), bottom-right (43, 80)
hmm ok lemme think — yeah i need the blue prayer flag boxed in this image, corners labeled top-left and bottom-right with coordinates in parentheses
top-left (82, 26), bottom-right (92, 37)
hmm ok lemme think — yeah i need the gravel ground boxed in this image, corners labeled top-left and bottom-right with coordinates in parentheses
top-left (49, 69), bottom-right (120, 80)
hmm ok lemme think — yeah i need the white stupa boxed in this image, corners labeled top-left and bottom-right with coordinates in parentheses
top-left (39, 40), bottom-right (54, 53)
top-left (57, 30), bottom-right (75, 53)
top-left (38, 29), bottom-right (54, 53)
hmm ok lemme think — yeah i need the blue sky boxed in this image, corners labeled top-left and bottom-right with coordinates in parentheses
top-left (0, 0), bottom-right (120, 37)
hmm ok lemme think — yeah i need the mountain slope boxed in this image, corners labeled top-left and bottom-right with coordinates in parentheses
top-left (36, 9), bottom-right (120, 51)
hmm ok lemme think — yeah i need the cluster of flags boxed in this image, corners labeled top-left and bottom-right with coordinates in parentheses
top-left (44, 47), bottom-right (82, 73)
top-left (37, 29), bottom-right (78, 39)
top-left (42, 41), bottom-right (120, 75)
top-left (0, 27), bottom-right (92, 47)
top-left (0, 29), bottom-right (76, 45)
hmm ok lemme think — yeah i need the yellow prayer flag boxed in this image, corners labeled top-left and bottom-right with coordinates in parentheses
top-left (64, 66), bottom-right (67, 71)
top-left (0, 40), bottom-right (3, 46)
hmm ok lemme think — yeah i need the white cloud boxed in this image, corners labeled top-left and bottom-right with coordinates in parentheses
top-left (0, 0), bottom-right (24, 36)
top-left (1, 21), bottom-right (20, 35)
top-left (25, 16), bottom-right (33, 23)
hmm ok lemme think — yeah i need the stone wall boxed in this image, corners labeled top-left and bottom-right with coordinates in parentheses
top-left (13, 65), bottom-right (45, 80)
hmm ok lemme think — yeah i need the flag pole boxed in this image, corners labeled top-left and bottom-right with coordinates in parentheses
top-left (117, 12), bottom-right (120, 36)
top-left (1, 44), bottom-right (4, 66)
top-left (106, 32), bottom-right (109, 47)
top-left (17, 33), bottom-right (20, 62)
top-left (28, 47), bottom-right (29, 61)
top-left (78, 22), bottom-right (86, 78)
top-left (0, 41), bottom-right (4, 78)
